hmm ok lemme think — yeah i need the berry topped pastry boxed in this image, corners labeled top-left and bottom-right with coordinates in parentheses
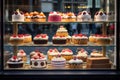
top-left (7, 56), bottom-right (24, 68)
top-left (12, 9), bottom-right (25, 22)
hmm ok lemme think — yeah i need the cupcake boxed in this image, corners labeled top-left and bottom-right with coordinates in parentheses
top-left (47, 48), bottom-right (60, 61)
top-left (68, 56), bottom-right (83, 68)
top-left (76, 48), bottom-right (88, 62)
top-left (61, 48), bottom-right (73, 61)
top-left (17, 49), bottom-right (27, 63)
top-left (7, 56), bottom-right (24, 68)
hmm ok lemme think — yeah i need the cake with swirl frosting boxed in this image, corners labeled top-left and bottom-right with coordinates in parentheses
top-left (68, 56), bottom-right (83, 68)
top-left (76, 48), bottom-right (88, 62)
top-left (94, 9), bottom-right (107, 21)
top-left (12, 9), bottom-right (25, 22)
top-left (17, 49), bottom-right (27, 63)
top-left (7, 56), bottom-right (24, 68)
top-left (47, 48), bottom-right (60, 61)
top-left (33, 34), bottom-right (48, 44)
top-left (51, 54), bottom-right (66, 68)
top-left (66, 12), bottom-right (76, 22)
top-left (77, 11), bottom-right (92, 21)
top-left (72, 34), bottom-right (88, 44)
top-left (61, 48), bottom-right (73, 61)
top-left (48, 11), bottom-right (61, 22)
top-left (30, 52), bottom-right (47, 68)
top-left (30, 11), bottom-right (46, 22)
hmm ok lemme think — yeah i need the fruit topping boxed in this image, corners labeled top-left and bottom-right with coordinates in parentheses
top-left (83, 12), bottom-right (86, 15)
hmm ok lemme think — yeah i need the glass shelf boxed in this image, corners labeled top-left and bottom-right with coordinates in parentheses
top-left (4, 42), bottom-right (115, 47)
top-left (6, 21), bottom-right (116, 24)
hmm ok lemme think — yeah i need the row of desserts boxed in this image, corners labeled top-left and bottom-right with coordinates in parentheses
top-left (9, 33), bottom-right (113, 45)
top-left (12, 9), bottom-right (114, 22)
top-left (7, 48), bottom-right (111, 69)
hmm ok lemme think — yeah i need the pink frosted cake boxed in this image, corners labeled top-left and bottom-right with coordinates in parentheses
top-left (48, 11), bottom-right (61, 22)
top-left (77, 11), bottom-right (92, 21)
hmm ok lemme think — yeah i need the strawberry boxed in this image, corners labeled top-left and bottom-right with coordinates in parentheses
top-left (13, 56), bottom-right (17, 60)
top-left (49, 49), bottom-right (53, 52)
top-left (100, 12), bottom-right (103, 16)
top-left (37, 53), bottom-right (41, 57)
top-left (12, 35), bottom-right (17, 37)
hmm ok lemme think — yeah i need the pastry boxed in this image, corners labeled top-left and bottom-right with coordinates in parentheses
top-left (24, 12), bottom-right (32, 22)
top-left (66, 12), bottom-right (76, 22)
top-left (23, 34), bottom-right (32, 43)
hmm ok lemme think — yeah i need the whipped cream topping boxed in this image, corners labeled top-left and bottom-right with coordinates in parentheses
top-left (47, 49), bottom-right (60, 55)
top-left (10, 35), bottom-right (24, 40)
top-left (90, 51), bottom-right (103, 57)
top-left (61, 48), bottom-right (73, 55)
top-left (52, 36), bottom-right (67, 39)
top-left (51, 56), bottom-right (66, 61)
top-left (49, 11), bottom-right (61, 16)
top-left (8, 56), bottom-right (23, 63)
top-left (34, 34), bottom-right (48, 40)
top-left (94, 11), bottom-right (107, 21)
top-left (77, 51), bottom-right (88, 57)
top-left (68, 59), bottom-right (83, 64)
top-left (17, 50), bottom-right (26, 56)
top-left (57, 26), bottom-right (68, 32)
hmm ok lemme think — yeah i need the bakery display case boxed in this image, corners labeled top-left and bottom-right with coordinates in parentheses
top-left (3, 0), bottom-right (118, 71)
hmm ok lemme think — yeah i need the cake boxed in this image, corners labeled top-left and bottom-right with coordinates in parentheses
top-left (17, 49), bottom-right (27, 63)
top-left (23, 34), bottom-right (32, 43)
top-left (7, 56), bottom-right (24, 68)
top-left (24, 12), bottom-right (32, 22)
top-left (66, 35), bottom-right (72, 44)
top-left (68, 56), bottom-right (83, 68)
top-left (33, 34), bottom-right (48, 44)
top-left (9, 34), bottom-right (24, 45)
top-left (77, 11), bottom-right (92, 21)
top-left (47, 48), bottom-right (60, 61)
top-left (12, 9), bottom-right (24, 22)
top-left (48, 11), bottom-right (61, 22)
top-left (30, 52), bottom-right (47, 68)
top-left (61, 13), bottom-right (67, 22)
top-left (90, 50), bottom-right (103, 57)
top-left (56, 26), bottom-right (69, 37)
top-left (72, 34), bottom-right (88, 44)
top-left (51, 54), bottom-right (66, 68)
top-left (30, 50), bottom-right (43, 58)
top-left (66, 12), bottom-right (76, 22)
top-left (89, 34), bottom-right (97, 43)
top-left (107, 11), bottom-right (114, 21)
top-left (61, 48), bottom-right (73, 61)
top-left (94, 9), bottom-right (107, 21)
top-left (76, 48), bottom-right (88, 62)
top-left (86, 57), bottom-right (112, 69)
top-left (52, 35), bottom-right (67, 44)
top-left (96, 35), bottom-right (112, 45)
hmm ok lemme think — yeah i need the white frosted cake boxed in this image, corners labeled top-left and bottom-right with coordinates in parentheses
top-left (77, 11), bottom-right (92, 21)
top-left (12, 9), bottom-right (25, 22)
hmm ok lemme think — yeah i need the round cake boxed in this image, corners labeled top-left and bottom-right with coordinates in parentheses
top-left (7, 56), bottom-right (24, 68)
top-left (72, 34), bottom-right (88, 44)
top-left (56, 26), bottom-right (69, 37)
top-left (12, 9), bottom-right (24, 22)
top-left (47, 48), bottom-right (60, 61)
top-left (51, 54), bottom-right (66, 68)
top-left (23, 34), bottom-right (32, 43)
top-left (61, 48), bottom-right (73, 61)
top-left (24, 12), bottom-right (32, 22)
top-left (66, 12), bottom-right (76, 22)
top-left (68, 56), bottom-right (83, 68)
top-left (9, 34), bottom-right (24, 45)
top-left (30, 52), bottom-right (47, 68)
top-left (94, 9), bottom-right (107, 21)
top-left (17, 49), bottom-right (27, 63)
top-left (77, 11), bottom-right (92, 21)
top-left (96, 35), bottom-right (112, 45)
top-left (52, 35), bottom-right (67, 44)
top-left (33, 34), bottom-right (48, 44)
top-left (48, 11), bottom-right (61, 22)
top-left (90, 50), bottom-right (103, 57)
top-left (76, 48), bottom-right (88, 62)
